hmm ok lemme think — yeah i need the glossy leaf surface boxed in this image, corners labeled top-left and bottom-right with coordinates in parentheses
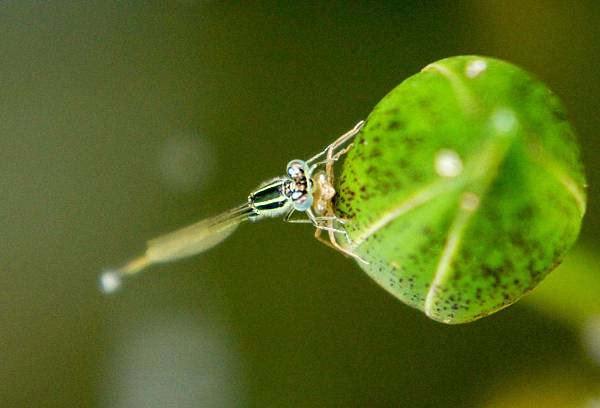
top-left (335, 56), bottom-right (586, 323)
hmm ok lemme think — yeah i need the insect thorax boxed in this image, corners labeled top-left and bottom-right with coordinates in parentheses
top-left (310, 170), bottom-right (336, 216)
top-left (248, 177), bottom-right (292, 218)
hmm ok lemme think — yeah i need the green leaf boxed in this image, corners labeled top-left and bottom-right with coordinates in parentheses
top-left (335, 56), bottom-right (586, 324)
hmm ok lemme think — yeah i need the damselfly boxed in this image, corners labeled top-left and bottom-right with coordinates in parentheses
top-left (100, 121), bottom-right (366, 293)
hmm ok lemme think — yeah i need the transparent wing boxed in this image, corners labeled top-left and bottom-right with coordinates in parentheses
top-left (147, 203), bottom-right (254, 263)
top-left (100, 203), bottom-right (254, 293)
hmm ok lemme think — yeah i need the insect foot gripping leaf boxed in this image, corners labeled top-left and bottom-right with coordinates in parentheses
top-left (334, 56), bottom-right (586, 324)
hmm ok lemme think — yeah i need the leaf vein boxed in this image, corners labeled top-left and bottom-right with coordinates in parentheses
top-left (348, 181), bottom-right (453, 251)
top-left (525, 145), bottom-right (586, 217)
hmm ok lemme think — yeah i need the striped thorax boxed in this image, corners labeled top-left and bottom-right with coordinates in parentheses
top-left (247, 160), bottom-right (314, 219)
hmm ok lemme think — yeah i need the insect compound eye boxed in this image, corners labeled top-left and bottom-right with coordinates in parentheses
top-left (286, 160), bottom-right (307, 178)
top-left (292, 191), bottom-right (313, 212)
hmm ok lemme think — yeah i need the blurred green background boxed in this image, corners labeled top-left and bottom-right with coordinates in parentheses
top-left (1, 1), bottom-right (599, 407)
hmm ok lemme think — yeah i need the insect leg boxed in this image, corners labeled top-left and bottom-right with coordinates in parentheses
top-left (285, 219), bottom-right (314, 224)
top-left (331, 143), bottom-right (355, 161)
top-left (327, 227), bottom-right (369, 264)
top-left (309, 207), bottom-right (368, 264)
top-left (323, 120), bottom-right (364, 186)
top-left (306, 120), bottom-right (364, 167)
top-left (283, 209), bottom-right (294, 222)
top-left (312, 215), bottom-right (347, 224)
top-left (314, 224), bottom-right (348, 235)
top-left (308, 142), bottom-right (357, 174)
top-left (314, 227), bottom-right (335, 249)
top-left (306, 208), bottom-right (342, 232)
top-left (284, 209), bottom-right (314, 224)
top-left (309, 209), bottom-right (351, 247)
top-left (308, 157), bottom-right (340, 174)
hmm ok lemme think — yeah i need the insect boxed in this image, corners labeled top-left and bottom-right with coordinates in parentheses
top-left (100, 121), bottom-right (366, 293)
